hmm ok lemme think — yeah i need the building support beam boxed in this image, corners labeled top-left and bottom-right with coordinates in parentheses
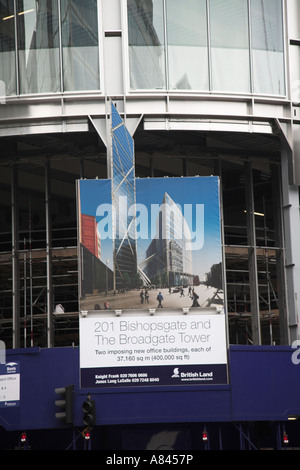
top-left (281, 149), bottom-right (300, 344)
top-left (245, 162), bottom-right (261, 345)
top-left (272, 164), bottom-right (289, 344)
top-left (11, 165), bottom-right (20, 349)
top-left (45, 160), bottom-right (54, 348)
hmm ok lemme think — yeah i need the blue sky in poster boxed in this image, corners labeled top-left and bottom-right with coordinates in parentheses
top-left (78, 176), bottom-right (222, 280)
top-left (78, 179), bottom-right (111, 216)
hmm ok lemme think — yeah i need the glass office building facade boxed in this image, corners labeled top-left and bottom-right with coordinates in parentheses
top-left (0, 0), bottom-right (300, 351)
top-left (1, 0), bottom-right (285, 97)
top-left (0, 0), bottom-right (99, 96)
top-left (128, 0), bottom-right (285, 95)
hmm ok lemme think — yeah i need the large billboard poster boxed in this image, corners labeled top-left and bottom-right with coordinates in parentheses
top-left (77, 176), bottom-right (227, 388)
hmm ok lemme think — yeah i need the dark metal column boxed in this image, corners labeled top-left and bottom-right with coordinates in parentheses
top-left (11, 165), bottom-right (20, 348)
top-left (245, 161), bottom-right (261, 345)
top-left (272, 164), bottom-right (289, 344)
top-left (218, 158), bottom-right (229, 344)
top-left (281, 148), bottom-right (300, 344)
top-left (45, 160), bottom-right (54, 347)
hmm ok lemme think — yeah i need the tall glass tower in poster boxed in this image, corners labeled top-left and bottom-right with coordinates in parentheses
top-left (110, 102), bottom-right (137, 291)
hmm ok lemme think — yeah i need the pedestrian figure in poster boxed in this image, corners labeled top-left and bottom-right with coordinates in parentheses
top-left (157, 292), bottom-right (163, 308)
top-left (145, 289), bottom-right (149, 303)
top-left (191, 291), bottom-right (200, 307)
top-left (180, 288), bottom-right (185, 297)
top-left (140, 290), bottom-right (144, 304)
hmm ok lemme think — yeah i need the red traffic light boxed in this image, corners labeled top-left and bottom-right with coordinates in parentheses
top-left (21, 432), bottom-right (27, 443)
top-left (202, 430), bottom-right (208, 441)
top-left (84, 430), bottom-right (91, 440)
top-left (283, 431), bottom-right (289, 445)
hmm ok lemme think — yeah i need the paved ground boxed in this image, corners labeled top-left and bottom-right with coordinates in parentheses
top-left (80, 285), bottom-right (223, 312)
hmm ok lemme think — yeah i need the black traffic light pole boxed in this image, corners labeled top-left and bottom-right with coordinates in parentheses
top-left (82, 393), bottom-right (96, 450)
top-left (54, 387), bottom-right (97, 450)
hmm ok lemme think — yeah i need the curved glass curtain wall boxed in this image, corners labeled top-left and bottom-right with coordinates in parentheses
top-left (127, 0), bottom-right (286, 96)
top-left (0, 0), bottom-right (99, 96)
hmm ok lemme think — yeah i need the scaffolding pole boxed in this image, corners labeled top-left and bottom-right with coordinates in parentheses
top-left (29, 200), bottom-right (33, 347)
top-left (11, 165), bottom-right (20, 349)
top-left (245, 161), bottom-right (261, 345)
top-left (45, 160), bottom-right (54, 347)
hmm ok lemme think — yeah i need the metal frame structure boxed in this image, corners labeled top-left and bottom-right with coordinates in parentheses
top-left (0, 149), bottom-right (289, 349)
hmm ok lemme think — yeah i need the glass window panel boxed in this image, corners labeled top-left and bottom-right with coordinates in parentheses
top-left (17, 0), bottom-right (60, 94)
top-left (251, 0), bottom-right (285, 95)
top-left (0, 0), bottom-right (16, 98)
top-left (166, 0), bottom-right (208, 90)
top-left (127, 0), bottom-right (166, 90)
top-left (61, 0), bottom-right (99, 91)
top-left (210, 0), bottom-right (250, 93)
top-left (290, 45), bottom-right (300, 103)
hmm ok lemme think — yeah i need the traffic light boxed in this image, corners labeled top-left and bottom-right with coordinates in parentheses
top-left (54, 384), bottom-right (74, 424)
top-left (16, 431), bottom-right (30, 450)
top-left (82, 395), bottom-right (96, 426)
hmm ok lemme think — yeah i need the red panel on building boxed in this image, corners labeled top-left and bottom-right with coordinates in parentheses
top-left (81, 214), bottom-right (100, 258)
